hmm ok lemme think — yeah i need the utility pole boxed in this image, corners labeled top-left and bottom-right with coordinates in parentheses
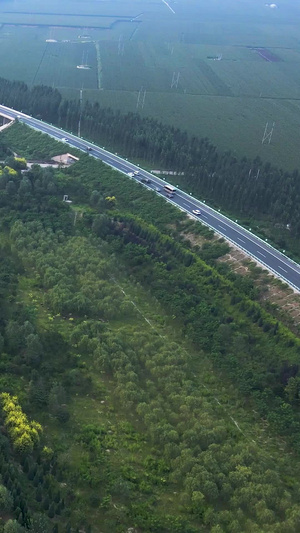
top-left (136, 87), bottom-right (146, 110)
top-left (141, 89), bottom-right (146, 109)
top-left (171, 72), bottom-right (180, 89)
top-left (167, 42), bottom-right (174, 54)
top-left (78, 87), bottom-right (83, 137)
top-left (261, 121), bottom-right (275, 144)
top-left (118, 34), bottom-right (125, 56)
top-left (249, 168), bottom-right (260, 179)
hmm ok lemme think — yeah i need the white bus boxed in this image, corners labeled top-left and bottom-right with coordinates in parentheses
top-left (163, 185), bottom-right (176, 194)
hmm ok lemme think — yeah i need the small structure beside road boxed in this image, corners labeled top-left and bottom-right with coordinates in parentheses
top-left (51, 153), bottom-right (79, 166)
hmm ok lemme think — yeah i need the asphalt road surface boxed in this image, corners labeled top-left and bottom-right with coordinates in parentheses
top-left (2, 104), bottom-right (300, 292)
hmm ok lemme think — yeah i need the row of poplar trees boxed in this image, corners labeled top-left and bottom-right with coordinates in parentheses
top-left (0, 76), bottom-right (299, 235)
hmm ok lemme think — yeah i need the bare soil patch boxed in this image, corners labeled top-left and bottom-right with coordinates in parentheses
top-left (179, 219), bottom-right (300, 333)
top-left (219, 247), bottom-right (300, 332)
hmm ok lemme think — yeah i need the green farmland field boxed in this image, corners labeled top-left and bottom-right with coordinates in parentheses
top-left (34, 42), bottom-right (98, 89)
top-left (1, 0), bottom-right (300, 169)
top-left (0, 26), bottom-right (98, 89)
top-left (59, 86), bottom-right (300, 172)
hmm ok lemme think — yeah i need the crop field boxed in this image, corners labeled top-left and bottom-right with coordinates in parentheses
top-left (0, 26), bottom-right (98, 89)
top-left (58, 85), bottom-right (300, 172)
top-left (1, 0), bottom-right (300, 169)
top-left (34, 42), bottom-right (98, 89)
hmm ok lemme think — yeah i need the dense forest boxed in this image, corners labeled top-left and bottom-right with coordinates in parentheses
top-left (0, 77), bottom-right (299, 256)
top-left (0, 127), bottom-right (299, 531)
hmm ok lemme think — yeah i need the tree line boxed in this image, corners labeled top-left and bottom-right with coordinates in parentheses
top-left (0, 155), bottom-right (93, 532)
top-left (3, 156), bottom-right (300, 533)
top-left (1, 146), bottom-right (300, 531)
top-left (0, 76), bottom-right (299, 251)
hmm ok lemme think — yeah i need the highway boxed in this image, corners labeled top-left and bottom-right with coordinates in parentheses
top-left (1, 104), bottom-right (300, 292)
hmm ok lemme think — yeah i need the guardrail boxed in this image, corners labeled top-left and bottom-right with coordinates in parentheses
top-left (173, 200), bottom-right (300, 292)
top-left (5, 106), bottom-right (300, 289)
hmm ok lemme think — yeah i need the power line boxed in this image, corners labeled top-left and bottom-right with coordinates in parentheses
top-left (78, 87), bottom-right (83, 137)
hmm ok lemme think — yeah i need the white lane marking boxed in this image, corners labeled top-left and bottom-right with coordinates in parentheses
top-left (237, 237), bottom-right (246, 244)
top-left (191, 205), bottom-right (300, 277)
top-left (17, 111), bottom-right (300, 285)
top-left (201, 213), bottom-right (208, 219)
top-left (218, 225), bottom-right (227, 231)
top-left (257, 250), bottom-right (266, 258)
top-left (183, 202), bottom-right (190, 208)
top-left (278, 265), bottom-right (288, 273)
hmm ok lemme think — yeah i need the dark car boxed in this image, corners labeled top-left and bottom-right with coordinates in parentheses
top-left (87, 147), bottom-right (92, 152)
top-left (141, 178), bottom-right (151, 184)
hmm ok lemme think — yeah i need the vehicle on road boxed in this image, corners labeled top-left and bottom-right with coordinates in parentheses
top-left (134, 170), bottom-right (139, 175)
top-left (87, 147), bottom-right (92, 152)
top-left (164, 184), bottom-right (176, 194)
top-left (141, 178), bottom-right (151, 184)
top-left (155, 187), bottom-right (161, 192)
top-left (1, 103), bottom-right (298, 291)
top-left (193, 209), bottom-right (201, 215)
